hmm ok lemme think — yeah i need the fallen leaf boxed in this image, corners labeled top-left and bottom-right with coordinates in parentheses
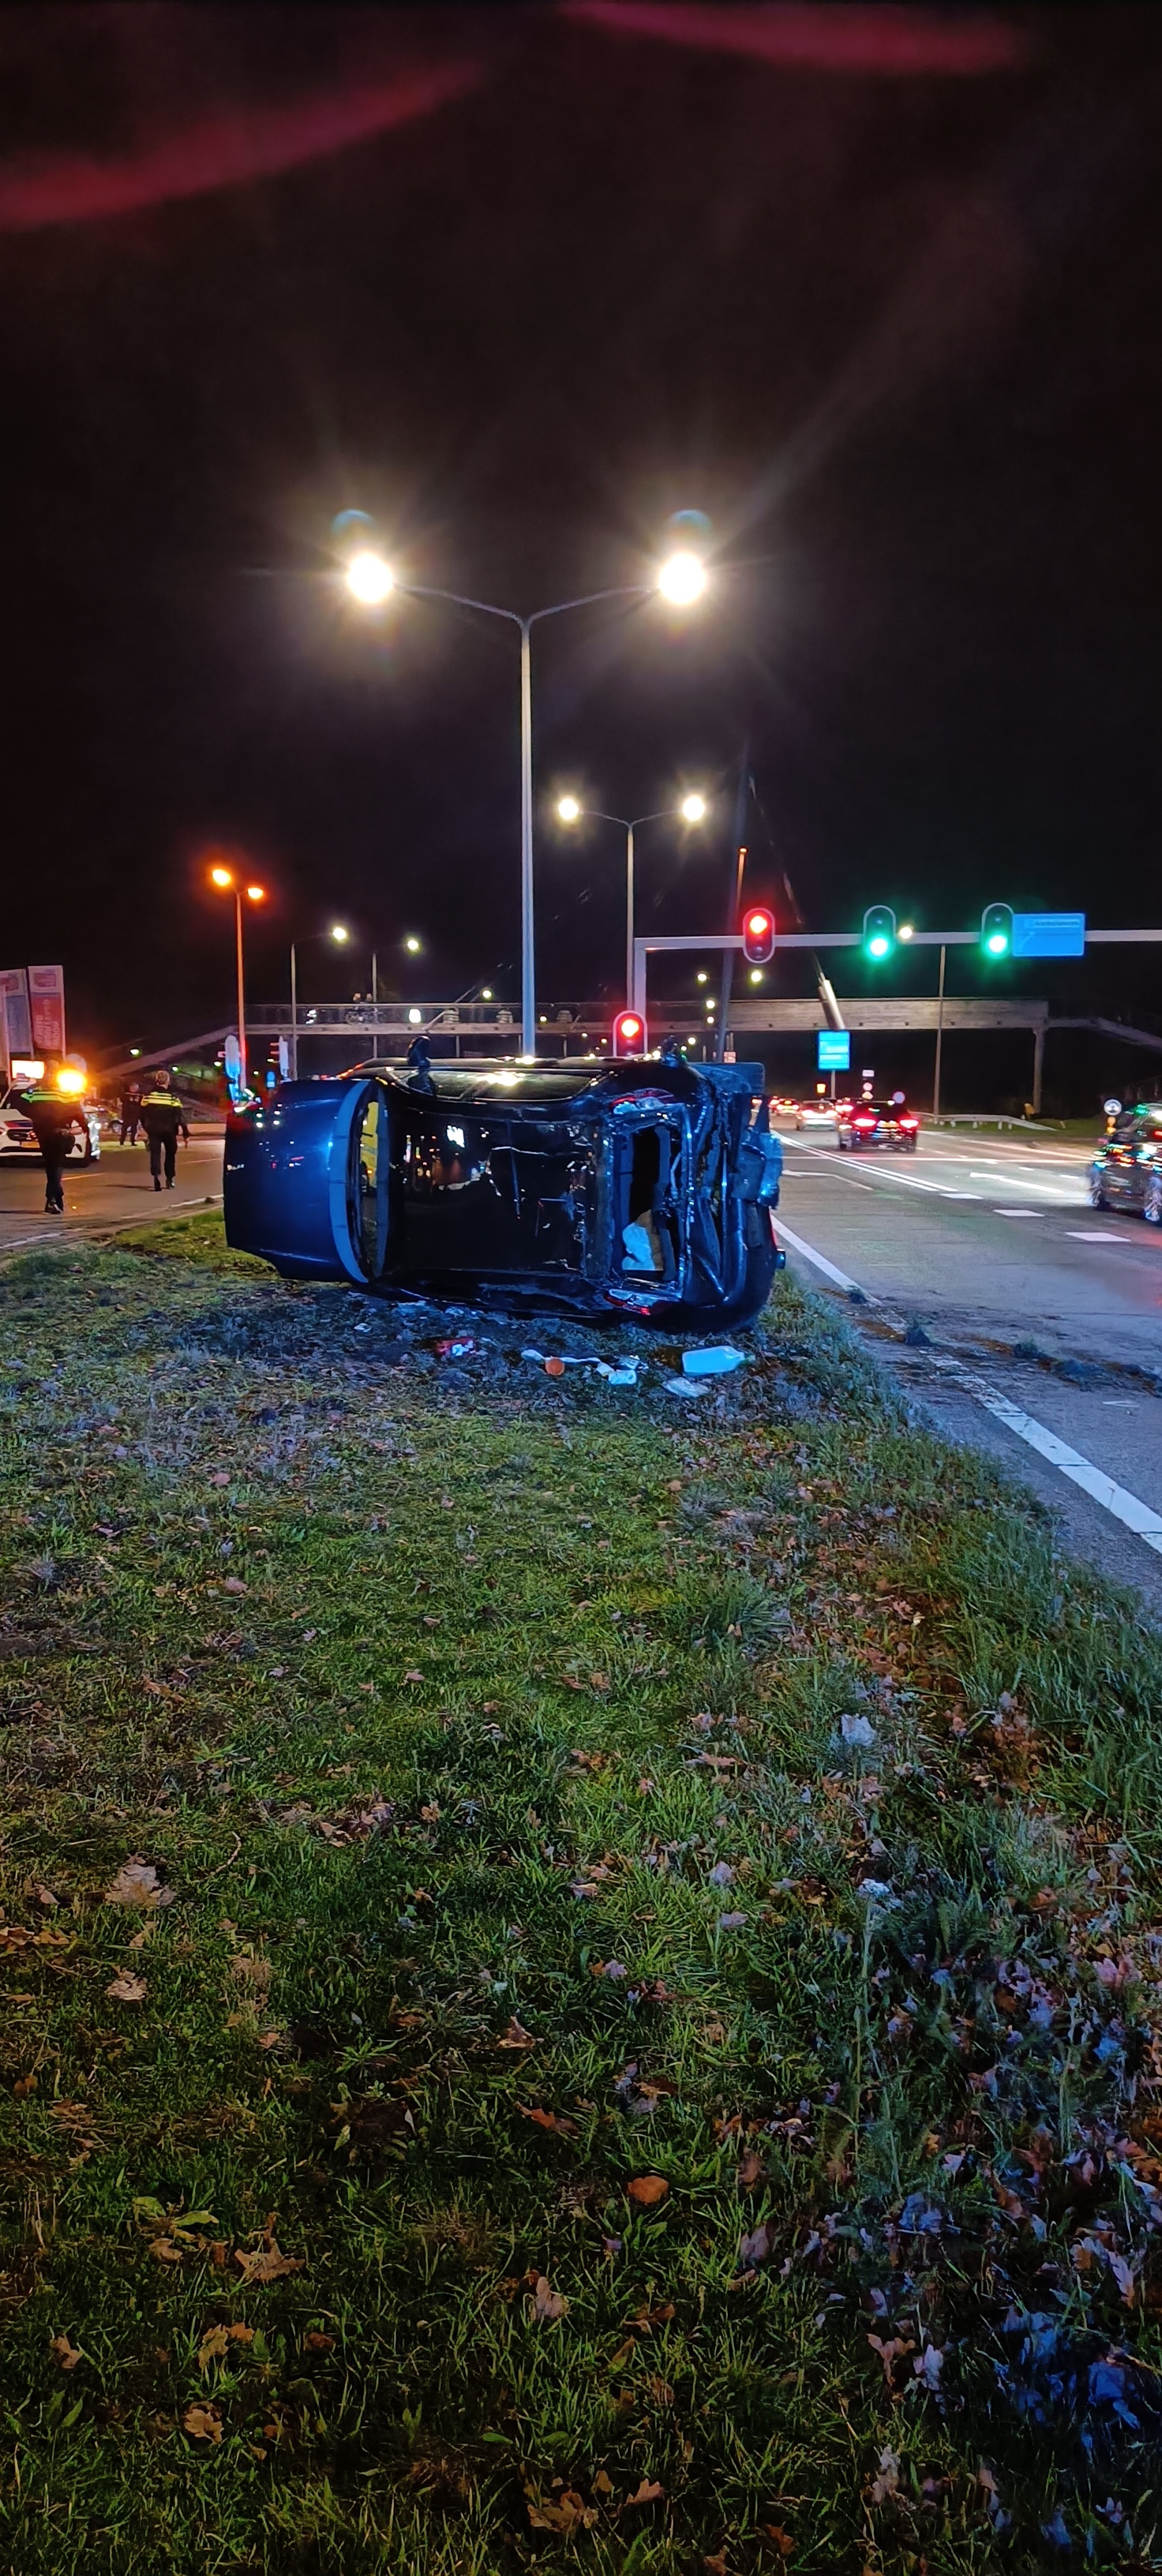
top-left (628, 2175), bottom-right (669, 2208)
top-left (106, 1972), bottom-right (148, 2004)
top-left (148, 2238), bottom-right (185, 2264)
top-left (197, 2323), bottom-right (254, 2372)
top-left (222, 1575), bottom-right (248, 1595)
top-left (764, 2526), bottom-right (795, 2557)
top-left (403, 1668), bottom-right (424, 1684)
top-left (519, 2104), bottom-right (579, 2137)
top-left (234, 2239), bottom-right (303, 2286)
top-left (740, 2222), bottom-right (775, 2267)
top-left (182, 2401), bottom-right (223, 2443)
top-left (870, 2444), bottom-right (900, 2503)
top-left (738, 2147), bottom-right (766, 2189)
top-left (530, 2275), bottom-right (568, 2323)
top-left (103, 1858), bottom-right (176, 1911)
top-left (33, 1883), bottom-right (58, 1910)
top-left (497, 2016), bottom-right (538, 2050)
top-left (594, 2469), bottom-right (614, 2496)
top-left (13, 2073), bottom-right (36, 2099)
top-left (625, 2478), bottom-right (665, 2506)
top-left (51, 2334), bottom-right (83, 2371)
top-left (302, 2331), bottom-right (335, 2352)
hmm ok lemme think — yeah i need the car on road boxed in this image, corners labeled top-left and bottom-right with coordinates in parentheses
top-left (1089, 1103), bottom-right (1162, 1224)
top-left (790, 1097), bottom-right (839, 1130)
top-left (0, 1084), bottom-right (102, 1163)
top-left (838, 1100), bottom-right (920, 1152)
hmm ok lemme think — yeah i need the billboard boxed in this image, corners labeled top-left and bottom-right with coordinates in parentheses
top-left (0, 968), bottom-right (32, 1072)
top-left (817, 1029), bottom-right (851, 1070)
top-left (28, 964), bottom-right (66, 1054)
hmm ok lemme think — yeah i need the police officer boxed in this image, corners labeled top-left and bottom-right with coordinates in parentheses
top-left (17, 1077), bottom-right (86, 1214)
top-left (118, 1080), bottom-right (142, 1145)
top-left (139, 1069), bottom-right (189, 1191)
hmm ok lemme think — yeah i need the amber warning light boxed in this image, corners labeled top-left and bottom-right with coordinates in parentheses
top-left (742, 906), bottom-right (776, 964)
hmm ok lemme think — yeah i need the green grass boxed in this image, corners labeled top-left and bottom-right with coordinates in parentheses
top-left (1, 1223), bottom-right (1160, 2574)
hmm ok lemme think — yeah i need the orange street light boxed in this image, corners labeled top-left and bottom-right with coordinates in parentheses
top-left (208, 858), bottom-right (267, 1092)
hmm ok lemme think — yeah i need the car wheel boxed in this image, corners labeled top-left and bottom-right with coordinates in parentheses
top-left (1089, 1174), bottom-right (1109, 1209)
top-left (906, 1136), bottom-right (917, 1153)
top-left (1145, 1173), bottom-right (1162, 1226)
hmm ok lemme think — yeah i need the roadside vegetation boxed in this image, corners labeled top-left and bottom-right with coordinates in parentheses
top-left (1, 1222), bottom-right (1160, 2575)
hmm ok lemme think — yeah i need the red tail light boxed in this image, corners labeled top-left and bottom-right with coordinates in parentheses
top-left (899, 1116), bottom-right (919, 1130)
top-left (853, 1114), bottom-right (876, 1129)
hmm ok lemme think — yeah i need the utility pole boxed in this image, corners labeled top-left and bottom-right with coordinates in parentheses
top-left (932, 942), bottom-right (946, 1118)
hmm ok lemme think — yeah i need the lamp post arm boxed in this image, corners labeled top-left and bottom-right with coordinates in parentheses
top-left (529, 584), bottom-right (647, 627)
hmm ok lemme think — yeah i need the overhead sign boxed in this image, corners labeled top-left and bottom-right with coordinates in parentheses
top-left (1012, 912), bottom-right (1085, 959)
top-left (817, 1030), bottom-right (850, 1070)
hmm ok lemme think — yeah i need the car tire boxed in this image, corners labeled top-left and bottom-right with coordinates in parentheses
top-left (905, 1136), bottom-right (917, 1153)
top-left (1145, 1173), bottom-right (1162, 1227)
top-left (1089, 1175), bottom-right (1109, 1209)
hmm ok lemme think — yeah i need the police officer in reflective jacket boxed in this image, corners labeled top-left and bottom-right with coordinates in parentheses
top-left (17, 1079), bottom-right (87, 1213)
top-left (139, 1070), bottom-right (189, 1192)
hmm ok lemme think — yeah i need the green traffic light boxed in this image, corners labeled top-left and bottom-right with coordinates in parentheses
top-left (980, 901), bottom-right (1014, 960)
top-left (863, 904), bottom-right (897, 962)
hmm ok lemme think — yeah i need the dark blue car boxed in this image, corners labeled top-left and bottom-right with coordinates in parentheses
top-left (224, 1050), bottom-right (782, 1329)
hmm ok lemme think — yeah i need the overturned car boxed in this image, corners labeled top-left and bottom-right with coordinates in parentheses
top-left (223, 1047), bottom-right (783, 1330)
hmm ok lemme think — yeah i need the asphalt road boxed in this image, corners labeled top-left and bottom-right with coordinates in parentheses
top-left (773, 1120), bottom-right (1162, 1615)
top-left (0, 1135), bottom-right (223, 1256)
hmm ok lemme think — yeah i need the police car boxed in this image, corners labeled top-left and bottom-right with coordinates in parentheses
top-left (0, 1084), bottom-right (102, 1163)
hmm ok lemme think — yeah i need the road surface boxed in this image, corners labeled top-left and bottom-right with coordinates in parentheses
top-left (0, 1135), bottom-right (223, 1258)
top-left (773, 1120), bottom-right (1162, 1613)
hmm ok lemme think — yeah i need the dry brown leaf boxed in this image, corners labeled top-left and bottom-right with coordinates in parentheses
top-left (148, 2237), bottom-right (184, 2264)
top-left (13, 2073), bottom-right (36, 2099)
top-left (530, 2275), bottom-right (568, 2323)
top-left (234, 2239), bottom-right (303, 2286)
top-left (197, 2322), bottom-right (254, 2372)
top-left (627, 2175), bottom-right (669, 2207)
top-left (403, 1668), bottom-right (424, 1684)
top-left (625, 2478), bottom-right (665, 2506)
top-left (182, 2401), bottom-right (223, 2443)
top-left (106, 1972), bottom-right (148, 2005)
top-left (497, 2016), bottom-right (537, 2050)
top-left (103, 1858), bottom-right (176, 1911)
top-left (33, 1883), bottom-right (58, 1910)
top-left (51, 2334), bottom-right (83, 2371)
top-left (302, 2331), bottom-right (335, 2352)
top-left (519, 2104), bottom-right (578, 2137)
top-left (593, 2469), bottom-right (614, 2496)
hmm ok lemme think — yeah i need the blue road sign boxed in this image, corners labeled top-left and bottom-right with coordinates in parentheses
top-left (1012, 912), bottom-right (1085, 959)
top-left (818, 1029), bottom-right (851, 1070)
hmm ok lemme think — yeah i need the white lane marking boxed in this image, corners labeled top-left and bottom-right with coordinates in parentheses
top-left (775, 1219), bottom-right (860, 1292)
top-left (995, 1208), bottom-right (1039, 1217)
top-left (778, 1216), bottom-right (1162, 1559)
top-left (1065, 1230), bottom-right (1134, 1243)
top-left (972, 1387), bottom-right (1162, 1556)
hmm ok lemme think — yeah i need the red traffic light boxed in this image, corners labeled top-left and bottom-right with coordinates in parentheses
top-left (742, 904), bottom-right (775, 964)
top-left (613, 1009), bottom-right (647, 1056)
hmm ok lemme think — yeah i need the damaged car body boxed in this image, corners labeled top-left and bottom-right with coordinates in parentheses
top-left (223, 1046), bottom-right (783, 1328)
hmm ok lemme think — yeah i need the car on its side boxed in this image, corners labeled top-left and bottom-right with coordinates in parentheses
top-left (1089, 1103), bottom-right (1162, 1224)
top-left (838, 1101), bottom-right (919, 1153)
top-left (0, 1084), bottom-right (102, 1163)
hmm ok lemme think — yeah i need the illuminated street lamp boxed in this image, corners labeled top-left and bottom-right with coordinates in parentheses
top-left (340, 537), bottom-right (710, 1054)
top-left (556, 792), bottom-right (710, 1009)
top-left (208, 858), bottom-right (265, 1091)
top-left (289, 922), bottom-right (357, 1078)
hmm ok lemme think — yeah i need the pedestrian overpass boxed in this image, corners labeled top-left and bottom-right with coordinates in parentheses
top-left (102, 995), bottom-right (1161, 1115)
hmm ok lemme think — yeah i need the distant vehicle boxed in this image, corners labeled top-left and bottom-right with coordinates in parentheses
top-left (838, 1101), bottom-right (919, 1153)
top-left (792, 1097), bottom-right (840, 1130)
top-left (0, 1084), bottom-right (101, 1163)
top-left (1089, 1103), bottom-right (1162, 1224)
top-left (225, 1050), bottom-right (784, 1327)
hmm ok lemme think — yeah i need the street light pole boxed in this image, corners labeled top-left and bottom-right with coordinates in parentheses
top-left (344, 551), bottom-right (710, 1058)
top-left (557, 797), bottom-right (708, 1012)
top-left (234, 889), bottom-right (248, 1088)
top-left (289, 942), bottom-right (298, 1080)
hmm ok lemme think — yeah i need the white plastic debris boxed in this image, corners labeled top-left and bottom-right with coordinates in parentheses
top-left (682, 1344), bottom-right (747, 1377)
top-left (662, 1375), bottom-right (710, 1397)
top-left (840, 1713), bottom-right (877, 1749)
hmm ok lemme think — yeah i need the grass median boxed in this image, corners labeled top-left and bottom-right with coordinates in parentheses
top-left (1, 1216), bottom-right (1160, 2575)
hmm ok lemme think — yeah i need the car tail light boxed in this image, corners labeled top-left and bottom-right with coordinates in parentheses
top-left (853, 1114), bottom-right (876, 1129)
top-left (899, 1116), bottom-right (919, 1130)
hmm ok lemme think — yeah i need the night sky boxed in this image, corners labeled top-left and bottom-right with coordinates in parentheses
top-left (2, 3), bottom-right (1160, 1065)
